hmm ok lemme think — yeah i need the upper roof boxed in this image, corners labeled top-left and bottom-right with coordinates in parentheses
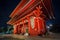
top-left (9, 0), bottom-right (35, 18)
top-left (7, 0), bottom-right (55, 25)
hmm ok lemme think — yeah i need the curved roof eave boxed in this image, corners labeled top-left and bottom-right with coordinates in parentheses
top-left (9, 0), bottom-right (35, 18)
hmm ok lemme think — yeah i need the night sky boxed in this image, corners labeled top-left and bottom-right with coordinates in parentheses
top-left (0, 0), bottom-right (60, 27)
top-left (0, 0), bottom-right (20, 27)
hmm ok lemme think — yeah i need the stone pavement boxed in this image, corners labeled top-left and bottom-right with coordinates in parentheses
top-left (0, 33), bottom-right (60, 40)
top-left (0, 34), bottom-right (26, 39)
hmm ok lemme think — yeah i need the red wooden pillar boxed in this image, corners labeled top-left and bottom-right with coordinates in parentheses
top-left (13, 25), bottom-right (16, 34)
top-left (26, 16), bottom-right (31, 34)
top-left (17, 25), bottom-right (21, 34)
top-left (13, 25), bottom-right (18, 34)
top-left (17, 25), bottom-right (19, 34)
top-left (20, 24), bottom-right (23, 34)
top-left (37, 17), bottom-right (46, 34)
top-left (19, 25), bottom-right (22, 34)
top-left (21, 20), bottom-right (25, 34)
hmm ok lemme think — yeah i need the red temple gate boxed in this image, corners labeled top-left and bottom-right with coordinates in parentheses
top-left (7, 0), bottom-right (54, 36)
